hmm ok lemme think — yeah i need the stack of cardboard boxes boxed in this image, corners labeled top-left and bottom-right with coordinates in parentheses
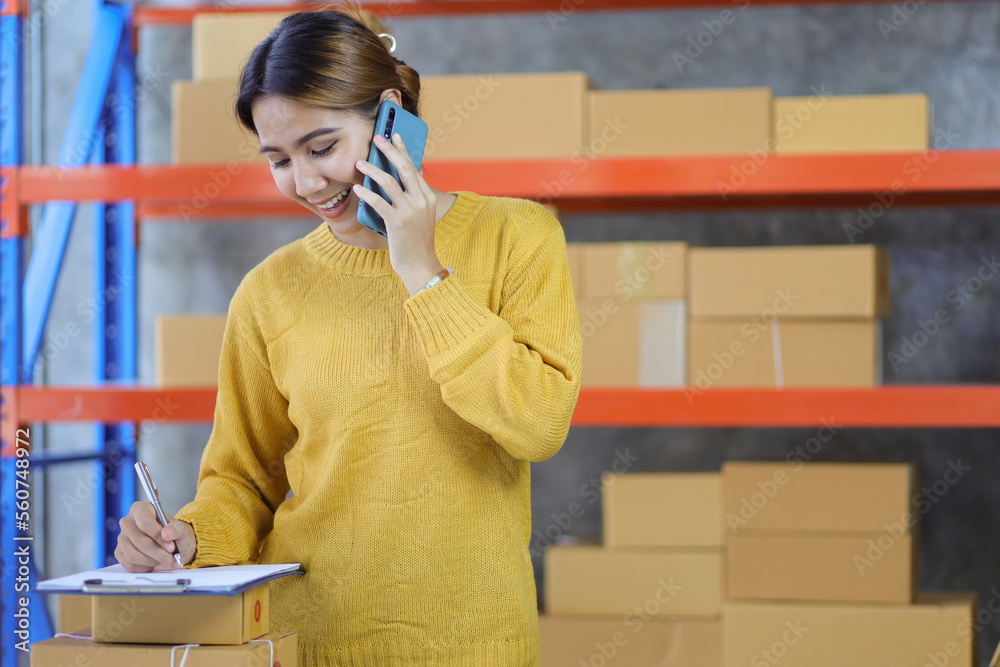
top-left (687, 245), bottom-right (890, 387)
top-left (541, 473), bottom-right (724, 666)
top-left (540, 463), bottom-right (979, 666)
top-left (570, 242), bottom-right (688, 387)
top-left (172, 12), bottom-right (930, 164)
top-left (32, 585), bottom-right (296, 666)
top-left (722, 461), bottom-right (977, 667)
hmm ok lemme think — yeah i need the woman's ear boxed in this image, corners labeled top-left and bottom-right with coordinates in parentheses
top-left (379, 88), bottom-right (403, 106)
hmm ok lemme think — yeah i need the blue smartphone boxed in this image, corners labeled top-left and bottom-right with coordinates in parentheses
top-left (357, 100), bottom-right (429, 237)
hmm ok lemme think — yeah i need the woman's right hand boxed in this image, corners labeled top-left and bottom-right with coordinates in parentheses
top-left (115, 501), bottom-right (197, 572)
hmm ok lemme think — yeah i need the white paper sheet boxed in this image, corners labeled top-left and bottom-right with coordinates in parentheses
top-left (36, 562), bottom-right (302, 595)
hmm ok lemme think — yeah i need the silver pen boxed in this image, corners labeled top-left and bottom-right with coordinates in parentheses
top-left (134, 461), bottom-right (184, 568)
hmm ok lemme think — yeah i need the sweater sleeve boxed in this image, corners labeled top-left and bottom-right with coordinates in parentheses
top-left (404, 205), bottom-right (582, 463)
top-left (174, 288), bottom-right (296, 568)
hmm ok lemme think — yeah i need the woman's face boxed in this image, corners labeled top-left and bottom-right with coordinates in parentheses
top-left (252, 93), bottom-right (385, 247)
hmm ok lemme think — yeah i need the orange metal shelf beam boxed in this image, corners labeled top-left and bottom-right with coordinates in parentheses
top-left (12, 385), bottom-right (1000, 427)
top-left (16, 151), bottom-right (1000, 214)
top-left (133, 0), bottom-right (925, 25)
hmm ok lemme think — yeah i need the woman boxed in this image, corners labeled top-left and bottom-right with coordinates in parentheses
top-left (116, 5), bottom-right (582, 665)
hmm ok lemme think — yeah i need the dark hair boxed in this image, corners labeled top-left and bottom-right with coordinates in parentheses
top-left (234, 5), bottom-right (421, 135)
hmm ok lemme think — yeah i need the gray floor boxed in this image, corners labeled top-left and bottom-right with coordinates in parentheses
top-left (26, 0), bottom-right (1000, 664)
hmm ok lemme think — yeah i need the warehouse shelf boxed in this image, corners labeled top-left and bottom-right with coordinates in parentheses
top-left (133, 0), bottom-right (933, 25)
top-left (4, 0), bottom-right (998, 656)
top-left (7, 385), bottom-right (1000, 428)
top-left (9, 149), bottom-right (1000, 223)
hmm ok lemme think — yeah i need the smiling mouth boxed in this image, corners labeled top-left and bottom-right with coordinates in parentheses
top-left (316, 186), bottom-right (352, 210)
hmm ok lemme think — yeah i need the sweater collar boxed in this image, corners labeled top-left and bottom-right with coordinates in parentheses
top-left (303, 191), bottom-right (483, 274)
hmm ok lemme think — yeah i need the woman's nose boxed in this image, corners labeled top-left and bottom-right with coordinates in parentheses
top-left (294, 163), bottom-right (328, 199)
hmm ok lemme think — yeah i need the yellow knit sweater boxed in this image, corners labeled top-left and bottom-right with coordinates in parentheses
top-left (175, 191), bottom-right (582, 667)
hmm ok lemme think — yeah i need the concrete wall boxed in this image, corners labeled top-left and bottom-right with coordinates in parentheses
top-left (34, 0), bottom-right (999, 662)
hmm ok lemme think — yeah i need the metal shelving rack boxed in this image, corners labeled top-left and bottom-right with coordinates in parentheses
top-left (2, 0), bottom-right (999, 658)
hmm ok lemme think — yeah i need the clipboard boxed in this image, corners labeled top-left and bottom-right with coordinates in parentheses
top-left (36, 563), bottom-right (303, 596)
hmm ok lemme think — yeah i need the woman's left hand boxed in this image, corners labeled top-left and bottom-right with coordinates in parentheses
top-left (353, 133), bottom-right (445, 296)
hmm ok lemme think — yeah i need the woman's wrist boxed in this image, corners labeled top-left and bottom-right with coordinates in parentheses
top-left (404, 263), bottom-right (447, 296)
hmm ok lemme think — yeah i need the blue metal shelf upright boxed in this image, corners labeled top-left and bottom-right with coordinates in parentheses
top-left (1, 0), bottom-right (137, 657)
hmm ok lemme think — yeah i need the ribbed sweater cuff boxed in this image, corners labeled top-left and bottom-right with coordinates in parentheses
top-left (404, 276), bottom-right (495, 357)
top-left (175, 501), bottom-right (247, 568)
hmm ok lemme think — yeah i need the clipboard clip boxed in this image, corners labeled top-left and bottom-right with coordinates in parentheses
top-left (82, 578), bottom-right (192, 594)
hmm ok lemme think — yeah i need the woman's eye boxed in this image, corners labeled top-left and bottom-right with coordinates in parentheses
top-left (271, 158), bottom-right (290, 169)
top-left (313, 142), bottom-right (336, 157)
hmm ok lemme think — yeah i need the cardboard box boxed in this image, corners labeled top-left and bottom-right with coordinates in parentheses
top-left (687, 319), bottom-right (881, 387)
top-left (172, 80), bottom-right (264, 164)
top-left (156, 314), bottom-right (228, 387)
top-left (91, 582), bottom-right (267, 644)
top-left (724, 593), bottom-right (976, 667)
top-left (774, 94), bottom-right (929, 154)
top-left (639, 300), bottom-right (686, 387)
top-left (539, 615), bottom-right (720, 667)
top-left (589, 88), bottom-right (772, 156)
top-left (192, 12), bottom-right (288, 80)
top-left (578, 299), bottom-right (686, 387)
top-left (56, 594), bottom-right (91, 634)
top-left (722, 461), bottom-right (916, 535)
top-left (688, 245), bottom-right (890, 318)
top-left (727, 534), bottom-right (915, 604)
top-left (578, 299), bottom-right (640, 387)
top-left (603, 473), bottom-right (722, 548)
top-left (581, 242), bottom-right (687, 300)
top-left (544, 544), bottom-right (723, 617)
top-left (31, 630), bottom-right (296, 667)
top-left (420, 72), bottom-right (590, 160)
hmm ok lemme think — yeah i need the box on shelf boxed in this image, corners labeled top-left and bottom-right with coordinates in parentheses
top-left (686, 319), bottom-right (881, 387)
top-left (722, 461), bottom-right (917, 535)
top-left (30, 630), bottom-right (296, 667)
top-left (56, 594), bottom-right (91, 634)
top-left (578, 299), bottom-right (686, 387)
top-left (539, 615), bottom-right (720, 667)
top-left (420, 72), bottom-right (590, 160)
top-left (773, 94), bottom-right (929, 154)
top-left (727, 533), bottom-right (915, 604)
top-left (91, 582), bottom-right (267, 645)
top-left (638, 300), bottom-right (686, 387)
top-left (580, 242), bottom-right (687, 300)
top-left (602, 473), bottom-right (723, 548)
top-left (155, 314), bottom-right (228, 387)
top-left (172, 80), bottom-right (264, 164)
top-left (724, 593), bottom-right (976, 667)
top-left (544, 543), bottom-right (723, 617)
top-left (588, 88), bottom-right (772, 156)
top-left (192, 12), bottom-right (288, 80)
top-left (688, 245), bottom-right (890, 318)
